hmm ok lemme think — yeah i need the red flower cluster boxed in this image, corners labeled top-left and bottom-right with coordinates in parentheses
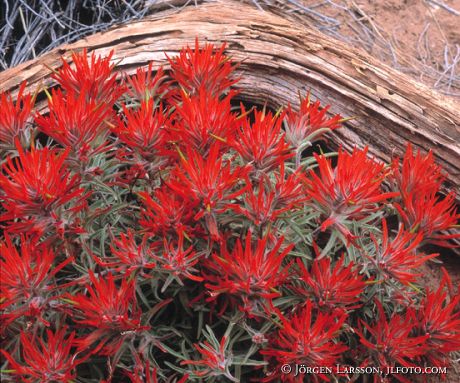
top-left (92, 230), bottom-right (157, 276)
top-left (125, 63), bottom-right (168, 102)
top-left (51, 48), bottom-right (124, 104)
top-left (295, 250), bottom-right (366, 312)
top-left (68, 272), bottom-right (147, 355)
top-left (230, 166), bottom-right (306, 226)
top-left (356, 301), bottom-right (428, 383)
top-left (304, 147), bottom-right (398, 244)
top-left (284, 92), bottom-right (343, 150)
top-left (204, 231), bottom-right (293, 317)
top-left (0, 82), bottom-right (35, 149)
top-left (1, 235), bottom-right (73, 329)
top-left (0, 145), bottom-right (87, 238)
top-left (416, 270), bottom-right (460, 367)
top-left (167, 38), bottom-right (238, 95)
top-left (112, 99), bottom-right (169, 163)
top-left (261, 300), bottom-right (348, 382)
top-left (1, 40), bottom-right (458, 383)
top-left (171, 89), bottom-right (237, 154)
top-left (168, 144), bottom-right (248, 238)
top-left (1, 328), bottom-right (86, 383)
top-left (392, 144), bottom-right (459, 247)
top-left (231, 108), bottom-right (292, 174)
top-left (181, 334), bottom-right (237, 381)
top-left (35, 88), bottom-right (113, 161)
top-left (369, 219), bottom-right (438, 285)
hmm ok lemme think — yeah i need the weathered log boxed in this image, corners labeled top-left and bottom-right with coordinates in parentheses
top-left (0, 0), bottom-right (459, 199)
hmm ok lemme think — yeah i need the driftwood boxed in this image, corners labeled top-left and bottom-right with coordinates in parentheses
top-left (0, 0), bottom-right (459, 199)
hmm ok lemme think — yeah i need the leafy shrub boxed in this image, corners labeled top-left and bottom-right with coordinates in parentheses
top-left (1, 39), bottom-right (459, 383)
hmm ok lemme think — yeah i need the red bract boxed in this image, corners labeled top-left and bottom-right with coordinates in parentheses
top-left (181, 335), bottom-right (237, 382)
top-left (204, 231), bottom-right (293, 317)
top-left (304, 147), bottom-right (398, 244)
top-left (394, 189), bottom-right (459, 247)
top-left (1, 327), bottom-right (85, 383)
top-left (51, 48), bottom-right (123, 104)
top-left (0, 235), bottom-right (73, 329)
top-left (113, 99), bottom-right (168, 162)
top-left (273, 166), bottom-right (308, 211)
top-left (35, 88), bottom-right (112, 160)
top-left (171, 88), bottom-right (237, 154)
top-left (229, 178), bottom-right (278, 226)
top-left (295, 252), bottom-right (366, 312)
top-left (0, 82), bottom-right (35, 149)
top-left (284, 93), bottom-right (343, 150)
top-left (416, 270), bottom-right (460, 367)
top-left (231, 109), bottom-right (292, 174)
top-left (368, 220), bottom-right (438, 285)
top-left (168, 144), bottom-right (248, 238)
top-left (139, 185), bottom-right (199, 237)
top-left (126, 63), bottom-right (168, 102)
top-left (391, 143), bottom-right (445, 197)
top-left (355, 301), bottom-right (428, 382)
top-left (0, 145), bottom-right (87, 238)
top-left (230, 167), bottom-right (306, 226)
top-left (261, 300), bottom-right (347, 382)
top-left (155, 232), bottom-right (203, 283)
top-left (167, 38), bottom-right (237, 95)
top-left (69, 272), bottom-right (148, 355)
top-left (92, 230), bottom-right (156, 276)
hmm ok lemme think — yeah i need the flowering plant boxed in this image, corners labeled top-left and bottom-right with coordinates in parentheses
top-left (1, 39), bottom-right (459, 383)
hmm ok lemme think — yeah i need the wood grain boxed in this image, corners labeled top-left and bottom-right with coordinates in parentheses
top-left (1, 0), bottom-right (459, 199)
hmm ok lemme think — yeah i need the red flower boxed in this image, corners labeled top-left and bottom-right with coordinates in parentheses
top-left (125, 63), bottom-right (168, 102)
top-left (181, 334), bottom-right (237, 381)
top-left (1, 327), bottom-right (86, 383)
top-left (155, 231), bottom-right (204, 283)
top-left (295, 251), bottom-right (366, 312)
top-left (204, 231), bottom-right (293, 317)
top-left (0, 145), bottom-right (87, 238)
top-left (167, 38), bottom-right (238, 95)
top-left (69, 272), bottom-right (148, 355)
top-left (273, 165), bottom-right (308, 211)
top-left (168, 144), bottom-right (248, 238)
top-left (35, 88), bottom-right (112, 160)
top-left (304, 147), bottom-right (398, 244)
top-left (284, 92), bottom-right (343, 150)
top-left (261, 300), bottom-right (348, 382)
top-left (139, 185), bottom-right (199, 237)
top-left (0, 82), bottom-right (35, 149)
top-left (394, 189), bottom-right (459, 248)
top-left (51, 48), bottom-right (123, 104)
top-left (229, 178), bottom-right (277, 226)
top-left (391, 143), bottom-right (445, 198)
top-left (355, 301), bottom-right (428, 381)
top-left (231, 108), bottom-right (292, 174)
top-left (368, 220), bottom-right (438, 285)
top-left (113, 98), bottom-right (168, 162)
top-left (171, 87), bottom-right (237, 154)
top-left (230, 166), bottom-right (306, 225)
top-left (416, 269), bottom-right (460, 367)
top-left (92, 230), bottom-right (157, 276)
top-left (0, 235), bottom-right (73, 329)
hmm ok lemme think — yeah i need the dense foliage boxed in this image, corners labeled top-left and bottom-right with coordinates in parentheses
top-left (1, 39), bottom-right (459, 383)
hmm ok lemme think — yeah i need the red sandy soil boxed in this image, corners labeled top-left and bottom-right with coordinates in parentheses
top-left (295, 0), bottom-right (460, 96)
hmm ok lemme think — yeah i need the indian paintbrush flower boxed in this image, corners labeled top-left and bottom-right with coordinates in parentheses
top-left (1, 327), bottom-right (86, 383)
